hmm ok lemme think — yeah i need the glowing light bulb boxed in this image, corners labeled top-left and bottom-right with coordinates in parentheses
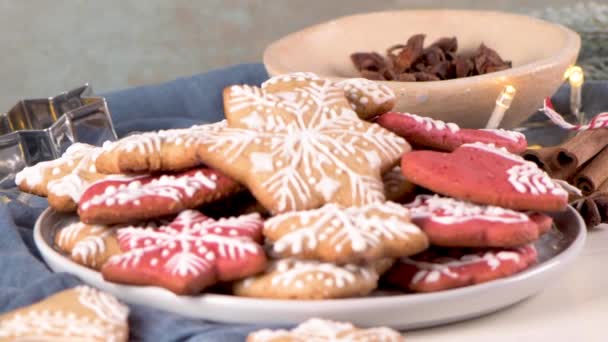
top-left (486, 85), bottom-right (517, 129)
top-left (565, 66), bottom-right (584, 124)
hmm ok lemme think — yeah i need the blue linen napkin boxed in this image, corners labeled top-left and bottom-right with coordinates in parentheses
top-left (0, 64), bottom-right (274, 342)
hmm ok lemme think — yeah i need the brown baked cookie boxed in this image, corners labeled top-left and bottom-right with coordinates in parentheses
top-left (95, 125), bottom-right (214, 174)
top-left (0, 286), bottom-right (129, 341)
top-left (261, 72), bottom-right (396, 120)
top-left (384, 245), bottom-right (537, 292)
top-left (383, 166), bottom-right (417, 203)
top-left (54, 221), bottom-right (121, 270)
top-left (264, 202), bottom-right (428, 264)
top-left (194, 79), bottom-right (408, 214)
top-left (233, 258), bottom-right (379, 300)
top-left (247, 318), bottom-right (405, 342)
top-left (15, 143), bottom-right (106, 212)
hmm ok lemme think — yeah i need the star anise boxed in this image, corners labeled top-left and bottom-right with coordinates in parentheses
top-left (571, 192), bottom-right (608, 229)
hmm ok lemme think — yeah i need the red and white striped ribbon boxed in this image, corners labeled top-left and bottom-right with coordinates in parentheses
top-left (542, 98), bottom-right (608, 131)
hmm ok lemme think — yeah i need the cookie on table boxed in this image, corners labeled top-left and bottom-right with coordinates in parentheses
top-left (0, 286), bottom-right (129, 341)
top-left (264, 202), bottom-right (428, 264)
top-left (248, 318), bottom-right (405, 342)
top-left (102, 210), bottom-right (266, 295)
top-left (382, 166), bottom-right (417, 203)
top-left (261, 72), bottom-right (396, 120)
top-left (78, 167), bottom-right (241, 225)
top-left (95, 125), bottom-right (216, 174)
top-left (15, 143), bottom-right (106, 212)
top-left (233, 258), bottom-right (380, 300)
top-left (401, 142), bottom-right (569, 212)
top-left (405, 194), bottom-right (553, 247)
top-left (376, 111), bottom-right (527, 153)
top-left (55, 221), bottom-right (121, 270)
top-left (194, 78), bottom-right (408, 214)
top-left (384, 245), bottom-right (537, 292)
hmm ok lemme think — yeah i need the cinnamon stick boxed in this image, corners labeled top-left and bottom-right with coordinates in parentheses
top-left (574, 147), bottom-right (608, 195)
top-left (523, 146), bottom-right (577, 180)
top-left (552, 129), bottom-right (608, 174)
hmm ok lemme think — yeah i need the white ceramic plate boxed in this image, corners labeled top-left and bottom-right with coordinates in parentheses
top-left (34, 207), bottom-right (586, 329)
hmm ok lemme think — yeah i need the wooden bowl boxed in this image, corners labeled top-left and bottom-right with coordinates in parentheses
top-left (263, 10), bottom-right (580, 128)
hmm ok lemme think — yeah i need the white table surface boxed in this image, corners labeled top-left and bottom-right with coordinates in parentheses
top-left (406, 225), bottom-right (608, 342)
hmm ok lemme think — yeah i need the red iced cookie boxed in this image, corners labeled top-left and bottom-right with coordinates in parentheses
top-left (405, 195), bottom-right (553, 247)
top-left (401, 143), bottom-right (568, 212)
top-left (384, 245), bottom-right (537, 292)
top-left (101, 210), bottom-right (266, 295)
top-left (376, 111), bottom-right (527, 153)
top-left (78, 168), bottom-right (241, 224)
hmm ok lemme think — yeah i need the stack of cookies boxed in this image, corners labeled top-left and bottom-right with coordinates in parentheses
top-left (17, 72), bottom-right (570, 299)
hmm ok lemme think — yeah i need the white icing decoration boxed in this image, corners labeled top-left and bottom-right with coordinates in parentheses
top-left (402, 246), bottom-right (533, 285)
top-left (249, 152), bottom-right (275, 173)
top-left (199, 80), bottom-right (407, 212)
top-left (406, 194), bottom-right (530, 224)
top-left (249, 318), bottom-right (404, 342)
top-left (57, 222), bottom-right (115, 268)
top-left (404, 112), bottom-right (460, 133)
top-left (80, 170), bottom-right (218, 210)
top-left (0, 286), bottom-right (128, 341)
top-left (266, 201), bottom-right (423, 255)
top-left (105, 210), bottom-right (263, 278)
top-left (334, 78), bottom-right (395, 105)
top-left (480, 128), bottom-right (526, 143)
top-left (462, 143), bottom-right (568, 198)
top-left (262, 259), bottom-right (377, 289)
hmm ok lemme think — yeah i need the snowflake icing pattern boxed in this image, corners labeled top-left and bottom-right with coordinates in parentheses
top-left (197, 79), bottom-right (408, 213)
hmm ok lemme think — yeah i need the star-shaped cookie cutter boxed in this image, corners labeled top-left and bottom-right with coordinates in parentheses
top-left (0, 84), bottom-right (117, 183)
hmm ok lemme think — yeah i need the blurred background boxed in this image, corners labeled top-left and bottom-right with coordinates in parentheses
top-left (1, 0), bottom-right (606, 109)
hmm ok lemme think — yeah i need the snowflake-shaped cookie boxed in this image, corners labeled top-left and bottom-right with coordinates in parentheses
top-left (101, 210), bottom-right (266, 295)
top-left (262, 72), bottom-right (396, 120)
top-left (196, 78), bottom-right (408, 214)
top-left (247, 318), bottom-right (405, 342)
top-left (78, 167), bottom-right (240, 224)
top-left (264, 201), bottom-right (428, 263)
top-left (0, 286), bottom-right (129, 342)
top-left (233, 258), bottom-right (380, 300)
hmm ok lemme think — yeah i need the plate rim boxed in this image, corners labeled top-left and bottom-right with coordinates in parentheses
top-left (34, 205), bottom-right (587, 308)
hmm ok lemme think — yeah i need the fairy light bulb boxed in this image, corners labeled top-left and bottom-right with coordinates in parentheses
top-left (565, 65), bottom-right (584, 124)
top-left (486, 85), bottom-right (516, 129)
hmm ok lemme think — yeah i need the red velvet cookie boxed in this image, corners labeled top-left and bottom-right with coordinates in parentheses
top-left (384, 245), bottom-right (537, 292)
top-left (401, 143), bottom-right (569, 211)
top-left (101, 210), bottom-right (266, 295)
top-left (78, 167), bottom-right (241, 224)
top-left (405, 195), bottom-right (553, 247)
top-left (376, 111), bottom-right (527, 153)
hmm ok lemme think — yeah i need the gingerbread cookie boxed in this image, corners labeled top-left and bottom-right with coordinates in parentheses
top-left (102, 210), bottom-right (266, 295)
top-left (0, 286), bottom-right (129, 341)
top-left (405, 195), bottom-right (553, 247)
top-left (264, 202), bottom-right (428, 264)
top-left (248, 318), bottom-right (405, 342)
top-left (383, 166), bottom-right (417, 203)
top-left (401, 143), bottom-right (569, 211)
top-left (55, 221), bottom-right (121, 270)
top-left (262, 72), bottom-right (396, 120)
top-left (376, 111), bottom-right (527, 153)
top-left (15, 143), bottom-right (106, 212)
top-left (384, 245), bottom-right (537, 292)
top-left (194, 79), bottom-right (408, 214)
top-left (95, 125), bottom-right (215, 174)
top-left (233, 258), bottom-right (379, 300)
top-left (78, 167), bottom-right (241, 224)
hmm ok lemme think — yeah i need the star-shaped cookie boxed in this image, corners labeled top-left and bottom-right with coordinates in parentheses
top-left (195, 78), bottom-right (409, 214)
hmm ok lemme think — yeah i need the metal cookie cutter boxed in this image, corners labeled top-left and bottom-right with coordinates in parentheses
top-left (0, 84), bottom-right (117, 183)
